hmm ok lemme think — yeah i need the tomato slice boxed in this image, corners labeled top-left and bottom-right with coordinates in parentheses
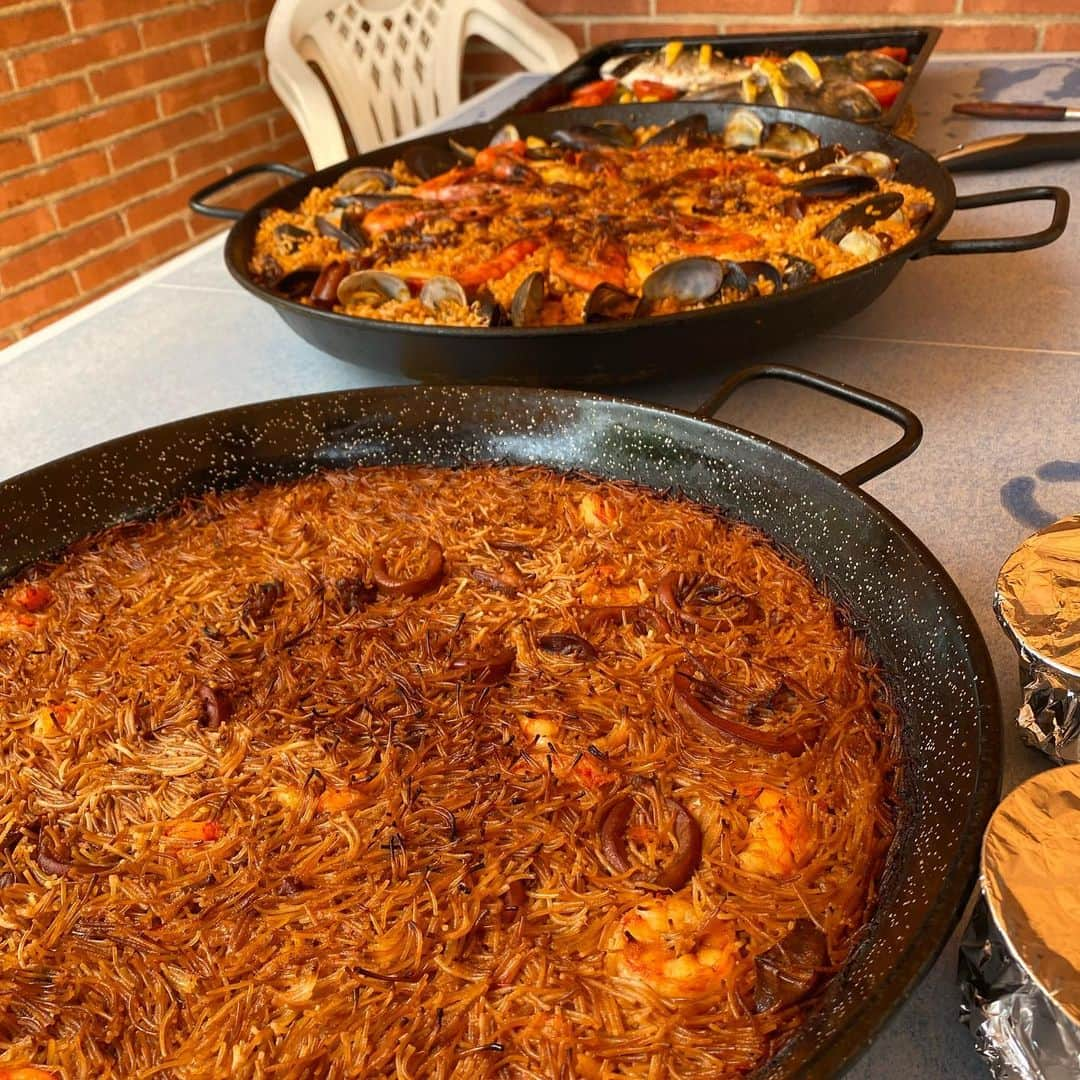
top-left (873, 46), bottom-right (908, 63)
top-left (571, 78), bottom-right (618, 104)
top-left (632, 79), bottom-right (680, 102)
top-left (862, 79), bottom-right (904, 109)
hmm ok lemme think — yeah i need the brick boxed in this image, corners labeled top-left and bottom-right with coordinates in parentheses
top-left (938, 22), bottom-right (1039, 49)
top-left (0, 273), bottom-right (78, 335)
top-left (722, 21), bottom-right (830, 33)
top-left (1, 215), bottom-right (126, 290)
top-left (462, 49), bottom-right (528, 76)
top-left (531, 0), bottom-right (648, 14)
top-left (246, 0), bottom-right (276, 18)
top-left (270, 132), bottom-right (311, 168)
top-left (125, 178), bottom-right (203, 232)
top-left (159, 62), bottom-right (260, 116)
top-left (658, 0), bottom-right (792, 12)
top-left (0, 205), bottom-right (55, 252)
top-left (173, 118), bottom-right (271, 176)
top-left (90, 42), bottom-right (206, 98)
top-left (141, 0), bottom-right (250, 49)
top-left (12, 25), bottom-right (140, 86)
top-left (0, 136), bottom-right (35, 178)
top-left (55, 160), bottom-right (172, 227)
top-left (70, 0), bottom-right (183, 30)
top-left (552, 20), bottom-right (588, 48)
top-left (110, 110), bottom-right (214, 170)
top-left (588, 20), bottom-right (717, 46)
top-left (0, 64), bottom-right (12, 95)
top-left (965, 0), bottom-right (1078, 9)
top-left (0, 3), bottom-right (68, 48)
top-left (4, 78), bottom-right (91, 130)
top-left (37, 97), bottom-right (158, 159)
top-left (27, 297), bottom-right (88, 335)
top-left (270, 111), bottom-right (301, 140)
top-left (1044, 22), bottom-right (1080, 49)
top-left (0, 151), bottom-right (110, 213)
top-left (217, 85), bottom-right (283, 127)
top-left (189, 211), bottom-right (227, 237)
top-left (802, 0), bottom-right (953, 11)
top-left (206, 24), bottom-right (266, 62)
top-left (75, 219), bottom-right (190, 293)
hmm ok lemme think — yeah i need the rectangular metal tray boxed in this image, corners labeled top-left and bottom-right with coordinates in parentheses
top-left (503, 25), bottom-right (941, 129)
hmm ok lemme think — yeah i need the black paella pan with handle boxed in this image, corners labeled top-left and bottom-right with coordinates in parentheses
top-left (0, 366), bottom-right (1000, 1077)
top-left (190, 101), bottom-right (1068, 387)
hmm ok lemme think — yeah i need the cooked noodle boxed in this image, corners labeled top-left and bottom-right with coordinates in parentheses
top-left (0, 465), bottom-right (900, 1078)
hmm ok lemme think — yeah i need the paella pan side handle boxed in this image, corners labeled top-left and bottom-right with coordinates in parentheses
top-left (916, 186), bottom-right (1069, 257)
top-left (697, 365), bottom-right (923, 488)
top-left (188, 163), bottom-right (311, 221)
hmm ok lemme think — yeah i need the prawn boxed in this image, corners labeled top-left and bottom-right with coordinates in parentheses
top-left (549, 242), bottom-right (628, 292)
top-left (738, 786), bottom-right (811, 877)
top-left (517, 715), bottom-right (617, 789)
top-left (455, 238), bottom-right (541, 288)
top-left (608, 896), bottom-right (736, 998)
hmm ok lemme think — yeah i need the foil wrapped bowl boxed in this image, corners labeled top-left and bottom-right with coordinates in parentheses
top-left (995, 515), bottom-right (1080, 762)
top-left (959, 764), bottom-right (1080, 1078)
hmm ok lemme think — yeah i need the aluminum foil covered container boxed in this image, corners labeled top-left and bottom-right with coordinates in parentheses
top-left (995, 515), bottom-right (1080, 762)
top-left (959, 764), bottom-right (1080, 1078)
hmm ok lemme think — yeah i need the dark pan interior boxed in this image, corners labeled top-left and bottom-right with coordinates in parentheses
top-left (221, 103), bottom-right (957, 386)
top-left (0, 385), bottom-right (1001, 1078)
top-left (506, 25), bottom-right (941, 129)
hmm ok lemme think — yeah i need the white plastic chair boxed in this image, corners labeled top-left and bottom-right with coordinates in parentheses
top-left (266, 0), bottom-right (578, 169)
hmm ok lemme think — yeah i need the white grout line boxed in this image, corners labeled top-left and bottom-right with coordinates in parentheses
top-left (821, 332), bottom-right (1080, 358)
top-left (0, 233), bottom-right (228, 371)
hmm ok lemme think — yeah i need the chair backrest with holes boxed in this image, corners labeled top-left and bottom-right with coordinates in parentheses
top-left (266, 0), bottom-right (577, 167)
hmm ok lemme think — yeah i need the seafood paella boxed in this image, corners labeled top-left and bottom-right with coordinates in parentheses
top-left (573, 41), bottom-right (914, 120)
top-left (0, 463), bottom-right (901, 1077)
top-left (250, 110), bottom-right (934, 329)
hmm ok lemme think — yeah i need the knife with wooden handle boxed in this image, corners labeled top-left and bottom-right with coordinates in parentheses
top-left (953, 101), bottom-right (1080, 121)
top-left (938, 130), bottom-right (1080, 171)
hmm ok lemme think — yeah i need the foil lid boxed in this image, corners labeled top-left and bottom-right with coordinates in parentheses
top-left (996, 516), bottom-right (1080, 762)
top-left (959, 765), bottom-right (1080, 1078)
top-left (996, 515), bottom-right (1080, 679)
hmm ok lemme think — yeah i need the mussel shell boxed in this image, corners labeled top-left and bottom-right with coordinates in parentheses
top-left (831, 150), bottom-right (896, 180)
top-left (274, 223), bottom-right (311, 243)
top-left (552, 125), bottom-right (627, 151)
top-left (818, 192), bottom-right (904, 243)
top-left (402, 142), bottom-right (458, 181)
top-left (737, 261), bottom-right (783, 294)
top-left (781, 254), bottom-right (817, 290)
top-left (788, 174), bottom-right (878, 200)
top-left (337, 270), bottom-right (410, 308)
top-left (846, 49), bottom-right (907, 82)
top-left (476, 288), bottom-right (509, 327)
top-left (332, 192), bottom-right (416, 210)
top-left (820, 79), bottom-right (882, 121)
top-left (510, 272), bottom-right (545, 328)
top-left (583, 282), bottom-right (639, 323)
top-left (757, 122), bottom-right (820, 160)
top-left (273, 267), bottom-right (321, 297)
top-left (419, 275), bottom-right (467, 313)
top-left (315, 214), bottom-right (365, 252)
top-left (594, 121), bottom-right (635, 147)
top-left (448, 136), bottom-right (477, 163)
top-left (723, 109), bottom-right (765, 150)
top-left (789, 143), bottom-right (845, 174)
top-left (642, 113), bottom-right (708, 148)
top-left (337, 166), bottom-right (395, 194)
top-left (640, 257), bottom-right (727, 311)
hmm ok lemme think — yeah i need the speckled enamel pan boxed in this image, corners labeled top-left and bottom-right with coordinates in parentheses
top-left (190, 100), bottom-right (1068, 386)
top-left (0, 367), bottom-right (1001, 1077)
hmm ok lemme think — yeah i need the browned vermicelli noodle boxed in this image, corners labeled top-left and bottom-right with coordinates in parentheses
top-left (0, 465), bottom-right (900, 1079)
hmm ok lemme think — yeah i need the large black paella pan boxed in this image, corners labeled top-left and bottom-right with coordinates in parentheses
top-left (190, 103), bottom-right (1067, 386)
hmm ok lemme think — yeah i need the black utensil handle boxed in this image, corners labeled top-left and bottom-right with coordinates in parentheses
top-left (920, 185), bottom-right (1069, 256)
top-left (188, 163), bottom-right (310, 220)
top-left (697, 364), bottom-right (922, 488)
top-left (939, 130), bottom-right (1080, 172)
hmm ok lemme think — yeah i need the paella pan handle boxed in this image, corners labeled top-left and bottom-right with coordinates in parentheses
top-left (189, 163), bottom-right (311, 221)
top-left (916, 186), bottom-right (1069, 257)
top-left (697, 364), bottom-right (922, 488)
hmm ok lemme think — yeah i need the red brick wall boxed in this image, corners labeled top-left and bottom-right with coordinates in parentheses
top-left (462, 5), bottom-right (1080, 95)
top-left (0, 0), bottom-right (310, 347)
